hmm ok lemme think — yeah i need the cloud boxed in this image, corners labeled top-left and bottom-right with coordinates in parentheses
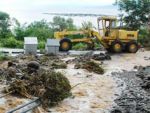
top-left (0, 0), bottom-right (117, 24)
top-left (34, 0), bottom-right (115, 7)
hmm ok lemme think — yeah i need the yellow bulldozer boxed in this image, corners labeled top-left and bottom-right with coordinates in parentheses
top-left (54, 16), bottom-right (139, 53)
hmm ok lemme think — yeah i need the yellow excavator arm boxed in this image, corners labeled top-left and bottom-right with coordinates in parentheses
top-left (89, 30), bottom-right (109, 48)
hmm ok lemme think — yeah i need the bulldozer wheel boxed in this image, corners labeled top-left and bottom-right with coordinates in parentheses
top-left (59, 38), bottom-right (72, 51)
top-left (111, 41), bottom-right (123, 53)
top-left (127, 41), bottom-right (138, 53)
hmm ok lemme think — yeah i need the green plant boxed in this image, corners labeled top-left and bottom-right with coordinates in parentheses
top-left (0, 52), bottom-right (12, 61)
top-left (73, 43), bottom-right (87, 50)
top-left (138, 27), bottom-right (150, 47)
top-left (2, 37), bottom-right (23, 48)
top-left (115, 0), bottom-right (150, 30)
top-left (38, 41), bottom-right (45, 49)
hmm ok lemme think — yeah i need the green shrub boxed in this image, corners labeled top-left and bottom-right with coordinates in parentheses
top-left (38, 41), bottom-right (45, 49)
top-left (2, 37), bottom-right (23, 48)
top-left (73, 43), bottom-right (87, 50)
top-left (0, 52), bottom-right (12, 61)
top-left (138, 27), bottom-right (150, 47)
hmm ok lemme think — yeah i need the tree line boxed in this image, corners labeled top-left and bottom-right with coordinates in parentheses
top-left (0, 12), bottom-right (77, 49)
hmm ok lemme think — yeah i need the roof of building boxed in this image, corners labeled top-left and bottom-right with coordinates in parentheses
top-left (46, 39), bottom-right (60, 46)
top-left (24, 37), bottom-right (38, 44)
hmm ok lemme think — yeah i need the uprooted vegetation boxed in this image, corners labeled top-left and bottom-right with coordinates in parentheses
top-left (67, 53), bottom-right (106, 74)
top-left (0, 54), bottom-right (71, 108)
top-left (4, 70), bottom-right (71, 108)
top-left (75, 60), bottom-right (104, 74)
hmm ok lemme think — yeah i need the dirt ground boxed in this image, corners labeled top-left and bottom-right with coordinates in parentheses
top-left (0, 50), bottom-right (149, 113)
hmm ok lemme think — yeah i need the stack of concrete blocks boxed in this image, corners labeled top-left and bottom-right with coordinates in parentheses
top-left (24, 37), bottom-right (38, 55)
top-left (45, 39), bottom-right (60, 55)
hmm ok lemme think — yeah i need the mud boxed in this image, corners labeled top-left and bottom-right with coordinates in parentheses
top-left (111, 66), bottom-right (150, 113)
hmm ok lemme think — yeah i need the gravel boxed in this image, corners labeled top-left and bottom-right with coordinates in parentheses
top-left (111, 66), bottom-right (150, 113)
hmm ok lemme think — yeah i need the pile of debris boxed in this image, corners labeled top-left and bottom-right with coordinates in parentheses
top-left (66, 52), bottom-right (106, 74)
top-left (136, 66), bottom-right (150, 91)
top-left (92, 53), bottom-right (111, 61)
top-left (111, 66), bottom-right (150, 113)
top-left (75, 60), bottom-right (104, 74)
top-left (4, 70), bottom-right (71, 108)
top-left (15, 54), bottom-right (67, 69)
top-left (0, 54), bottom-right (71, 108)
top-left (67, 52), bottom-right (111, 64)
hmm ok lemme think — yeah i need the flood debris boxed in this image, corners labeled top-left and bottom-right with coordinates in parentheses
top-left (67, 52), bottom-right (111, 64)
top-left (75, 60), bottom-right (104, 74)
top-left (27, 61), bottom-right (40, 73)
top-left (4, 70), bottom-right (72, 108)
top-left (111, 68), bottom-right (150, 113)
top-left (51, 62), bottom-right (67, 69)
top-left (111, 109), bottom-right (122, 113)
top-left (0, 54), bottom-right (71, 109)
top-left (144, 56), bottom-right (150, 60)
top-left (12, 54), bottom-right (67, 69)
top-left (92, 53), bottom-right (111, 60)
top-left (136, 66), bottom-right (150, 91)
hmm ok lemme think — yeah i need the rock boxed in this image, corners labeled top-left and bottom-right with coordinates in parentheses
top-left (27, 61), bottom-right (40, 73)
top-left (8, 62), bottom-right (16, 67)
top-left (112, 68), bottom-right (150, 113)
top-left (92, 53), bottom-right (111, 61)
top-left (111, 109), bottom-right (122, 113)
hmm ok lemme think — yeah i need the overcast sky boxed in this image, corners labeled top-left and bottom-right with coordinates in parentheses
top-left (0, 0), bottom-right (118, 25)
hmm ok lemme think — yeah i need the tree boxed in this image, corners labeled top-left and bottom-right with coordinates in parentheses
top-left (81, 21), bottom-right (94, 30)
top-left (26, 20), bottom-right (53, 41)
top-left (13, 19), bottom-right (54, 41)
top-left (12, 18), bottom-right (28, 40)
top-left (51, 16), bottom-right (76, 31)
top-left (0, 11), bottom-right (12, 38)
top-left (116, 0), bottom-right (150, 30)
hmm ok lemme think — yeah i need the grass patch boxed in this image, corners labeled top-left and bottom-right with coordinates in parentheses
top-left (0, 53), bottom-right (12, 61)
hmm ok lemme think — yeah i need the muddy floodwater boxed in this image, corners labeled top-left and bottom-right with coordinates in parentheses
top-left (49, 50), bottom-right (150, 113)
top-left (0, 50), bottom-right (150, 113)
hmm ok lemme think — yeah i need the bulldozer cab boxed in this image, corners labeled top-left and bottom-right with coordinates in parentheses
top-left (97, 16), bottom-right (117, 37)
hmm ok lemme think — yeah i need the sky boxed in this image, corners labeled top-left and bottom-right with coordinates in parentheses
top-left (0, 0), bottom-right (119, 26)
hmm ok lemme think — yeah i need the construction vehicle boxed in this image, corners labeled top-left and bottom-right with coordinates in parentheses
top-left (54, 16), bottom-right (139, 53)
